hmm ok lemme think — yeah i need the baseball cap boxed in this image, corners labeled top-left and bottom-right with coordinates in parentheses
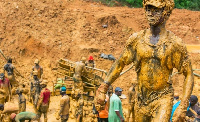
top-left (115, 87), bottom-right (122, 92)
top-left (60, 86), bottom-right (66, 92)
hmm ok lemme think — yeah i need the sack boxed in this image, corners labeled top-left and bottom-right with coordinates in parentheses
top-left (3, 102), bottom-right (19, 114)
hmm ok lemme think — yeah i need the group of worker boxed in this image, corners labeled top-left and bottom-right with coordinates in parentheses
top-left (0, 0), bottom-right (199, 121)
top-left (0, 54), bottom-right (198, 122)
top-left (0, 57), bottom-right (51, 122)
top-left (0, 55), bottom-right (98, 122)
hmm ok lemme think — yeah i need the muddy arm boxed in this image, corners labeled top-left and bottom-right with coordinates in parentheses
top-left (58, 97), bottom-right (65, 116)
top-left (173, 43), bottom-right (194, 109)
top-left (181, 60), bottom-right (194, 108)
top-left (172, 43), bottom-right (194, 121)
top-left (95, 34), bottom-right (138, 110)
top-left (105, 45), bottom-right (136, 85)
top-left (104, 33), bottom-right (138, 85)
top-left (37, 92), bottom-right (44, 110)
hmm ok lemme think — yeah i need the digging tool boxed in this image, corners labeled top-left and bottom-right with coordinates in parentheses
top-left (0, 49), bottom-right (7, 60)
top-left (0, 49), bottom-right (24, 78)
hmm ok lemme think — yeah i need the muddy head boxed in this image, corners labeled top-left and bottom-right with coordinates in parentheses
top-left (7, 57), bottom-right (12, 63)
top-left (143, 0), bottom-right (174, 25)
top-left (34, 59), bottom-right (39, 65)
top-left (80, 57), bottom-right (86, 64)
top-left (33, 71), bottom-right (38, 80)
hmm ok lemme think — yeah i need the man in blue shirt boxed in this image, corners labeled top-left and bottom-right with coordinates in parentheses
top-left (108, 87), bottom-right (124, 122)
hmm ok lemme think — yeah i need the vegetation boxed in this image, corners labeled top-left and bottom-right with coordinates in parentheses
top-left (97, 0), bottom-right (200, 11)
top-left (174, 0), bottom-right (200, 11)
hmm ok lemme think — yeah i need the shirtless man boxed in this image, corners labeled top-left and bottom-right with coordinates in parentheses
top-left (0, 73), bottom-right (11, 104)
top-left (3, 57), bottom-right (18, 87)
top-left (16, 88), bottom-right (26, 112)
top-left (72, 57), bottom-right (87, 92)
top-left (32, 59), bottom-right (43, 80)
top-left (126, 83), bottom-right (136, 122)
top-left (95, 0), bottom-right (194, 121)
top-left (30, 71), bottom-right (41, 106)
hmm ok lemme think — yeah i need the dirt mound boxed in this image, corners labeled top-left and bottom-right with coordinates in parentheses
top-left (0, 0), bottom-right (200, 121)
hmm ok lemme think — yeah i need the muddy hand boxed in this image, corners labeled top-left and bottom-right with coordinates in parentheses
top-left (172, 106), bottom-right (186, 122)
top-left (56, 114), bottom-right (60, 120)
top-left (94, 82), bottom-right (109, 111)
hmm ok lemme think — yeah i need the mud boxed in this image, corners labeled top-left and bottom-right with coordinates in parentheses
top-left (0, 0), bottom-right (200, 121)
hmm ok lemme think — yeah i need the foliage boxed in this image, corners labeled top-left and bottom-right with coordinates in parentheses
top-left (125, 0), bottom-right (143, 8)
top-left (97, 0), bottom-right (200, 11)
top-left (174, 0), bottom-right (200, 11)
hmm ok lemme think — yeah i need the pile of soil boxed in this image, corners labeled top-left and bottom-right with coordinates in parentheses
top-left (0, 0), bottom-right (200, 121)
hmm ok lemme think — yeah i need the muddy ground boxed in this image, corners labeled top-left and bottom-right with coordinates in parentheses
top-left (0, 0), bottom-right (200, 121)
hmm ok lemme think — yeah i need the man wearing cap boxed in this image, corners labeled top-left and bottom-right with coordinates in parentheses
top-left (0, 73), bottom-right (11, 104)
top-left (36, 80), bottom-right (50, 122)
top-left (32, 59), bottom-right (43, 80)
top-left (56, 86), bottom-right (70, 122)
top-left (108, 87), bottom-right (124, 122)
top-left (86, 56), bottom-right (95, 68)
top-left (95, 0), bottom-right (194, 121)
top-left (10, 112), bottom-right (37, 122)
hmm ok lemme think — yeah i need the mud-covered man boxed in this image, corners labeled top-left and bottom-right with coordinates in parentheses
top-left (95, 0), bottom-right (194, 121)
top-left (30, 71), bottom-right (41, 106)
top-left (3, 57), bottom-right (18, 87)
top-left (72, 57), bottom-right (87, 122)
top-left (0, 73), bottom-right (11, 104)
top-left (32, 59), bottom-right (43, 80)
top-left (72, 57), bottom-right (87, 96)
top-left (83, 91), bottom-right (97, 122)
top-left (56, 86), bottom-right (70, 122)
top-left (126, 82), bottom-right (136, 122)
top-left (16, 88), bottom-right (26, 112)
top-left (36, 80), bottom-right (50, 122)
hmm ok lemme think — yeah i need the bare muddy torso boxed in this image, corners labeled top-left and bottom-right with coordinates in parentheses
top-left (127, 29), bottom-right (186, 102)
top-left (137, 30), bottom-right (173, 91)
top-left (73, 62), bottom-right (85, 81)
